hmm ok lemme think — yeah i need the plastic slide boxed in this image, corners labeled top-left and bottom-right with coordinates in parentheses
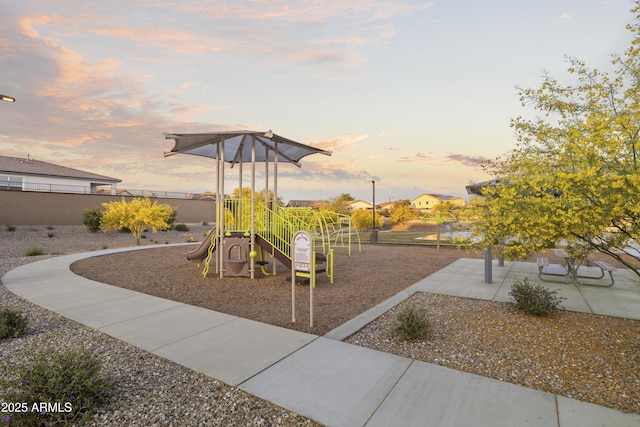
top-left (186, 227), bottom-right (217, 263)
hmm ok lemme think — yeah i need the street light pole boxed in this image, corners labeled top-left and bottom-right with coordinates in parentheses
top-left (370, 180), bottom-right (378, 243)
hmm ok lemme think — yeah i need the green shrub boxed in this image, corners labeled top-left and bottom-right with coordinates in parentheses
top-left (82, 206), bottom-right (104, 233)
top-left (0, 307), bottom-right (29, 340)
top-left (174, 223), bottom-right (190, 232)
top-left (0, 347), bottom-right (117, 425)
top-left (509, 277), bottom-right (566, 316)
top-left (25, 248), bottom-right (45, 257)
top-left (47, 232), bottom-right (54, 238)
top-left (5, 225), bottom-right (16, 232)
top-left (388, 303), bottom-right (432, 341)
top-left (166, 208), bottom-right (178, 230)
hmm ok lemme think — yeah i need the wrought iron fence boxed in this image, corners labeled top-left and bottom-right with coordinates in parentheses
top-left (0, 181), bottom-right (200, 200)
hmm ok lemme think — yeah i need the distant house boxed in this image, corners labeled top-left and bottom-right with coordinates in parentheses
top-left (0, 155), bottom-right (121, 194)
top-left (347, 200), bottom-right (374, 211)
top-left (379, 201), bottom-right (395, 212)
top-left (411, 193), bottom-right (465, 211)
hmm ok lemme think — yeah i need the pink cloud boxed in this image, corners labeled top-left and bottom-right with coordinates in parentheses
top-left (396, 152), bottom-right (434, 163)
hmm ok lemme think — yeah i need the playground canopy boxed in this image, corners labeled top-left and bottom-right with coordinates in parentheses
top-left (163, 130), bottom-right (331, 167)
top-left (466, 179), bottom-right (500, 197)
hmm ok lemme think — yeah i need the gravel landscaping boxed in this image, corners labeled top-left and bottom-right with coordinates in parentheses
top-left (2, 224), bottom-right (640, 424)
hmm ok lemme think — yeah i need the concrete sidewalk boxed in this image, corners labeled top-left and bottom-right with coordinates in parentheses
top-left (3, 247), bottom-right (640, 427)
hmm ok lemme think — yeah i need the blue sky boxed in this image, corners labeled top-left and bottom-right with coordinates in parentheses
top-left (0, 0), bottom-right (635, 203)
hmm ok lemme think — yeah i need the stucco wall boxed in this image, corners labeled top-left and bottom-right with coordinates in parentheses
top-left (0, 191), bottom-right (216, 225)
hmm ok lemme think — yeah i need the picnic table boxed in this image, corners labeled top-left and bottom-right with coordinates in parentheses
top-left (537, 249), bottom-right (616, 287)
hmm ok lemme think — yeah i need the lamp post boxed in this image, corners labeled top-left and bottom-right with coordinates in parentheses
top-left (0, 94), bottom-right (15, 103)
top-left (370, 180), bottom-right (378, 243)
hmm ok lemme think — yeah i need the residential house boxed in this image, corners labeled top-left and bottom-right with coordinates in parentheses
top-left (411, 193), bottom-right (465, 211)
top-left (379, 201), bottom-right (395, 212)
top-left (347, 200), bottom-right (373, 211)
top-left (0, 155), bottom-right (121, 194)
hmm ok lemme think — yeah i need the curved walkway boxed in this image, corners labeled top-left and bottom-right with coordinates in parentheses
top-left (3, 246), bottom-right (639, 427)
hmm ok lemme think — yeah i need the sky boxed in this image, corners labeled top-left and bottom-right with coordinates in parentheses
top-left (0, 1), bottom-right (636, 203)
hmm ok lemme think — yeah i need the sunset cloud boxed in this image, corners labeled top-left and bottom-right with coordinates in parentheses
top-left (444, 154), bottom-right (488, 167)
top-left (396, 152), bottom-right (434, 163)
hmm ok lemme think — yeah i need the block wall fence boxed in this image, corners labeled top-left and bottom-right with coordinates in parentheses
top-left (0, 191), bottom-right (216, 225)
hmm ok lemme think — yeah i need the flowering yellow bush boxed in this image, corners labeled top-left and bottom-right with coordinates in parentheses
top-left (100, 197), bottom-right (174, 244)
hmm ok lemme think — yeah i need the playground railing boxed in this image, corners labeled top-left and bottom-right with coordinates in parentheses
top-left (219, 198), bottom-right (352, 264)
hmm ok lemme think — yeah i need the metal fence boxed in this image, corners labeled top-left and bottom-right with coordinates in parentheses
top-left (0, 181), bottom-right (200, 200)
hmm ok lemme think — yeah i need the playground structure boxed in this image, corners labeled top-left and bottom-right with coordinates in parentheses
top-left (185, 201), bottom-right (361, 280)
top-left (165, 130), bottom-right (360, 280)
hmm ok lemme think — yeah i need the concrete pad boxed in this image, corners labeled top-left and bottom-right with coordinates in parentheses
top-left (154, 318), bottom-right (317, 386)
top-left (557, 396), bottom-right (640, 427)
top-left (241, 337), bottom-right (412, 427)
top-left (508, 261), bottom-right (541, 277)
top-left (99, 304), bottom-right (237, 351)
top-left (412, 272), bottom-right (501, 300)
top-left (367, 361), bottom-right (558, 427)
top-left (579, 287), bottom-right (640, 320)
top-left (58, 293), bottom-right (183, 328)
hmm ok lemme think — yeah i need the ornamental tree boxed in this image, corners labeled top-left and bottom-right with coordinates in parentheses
top-left (470, 3), bottom-right (640, 273)
top-left (100, 197), bottom-right (174, 244)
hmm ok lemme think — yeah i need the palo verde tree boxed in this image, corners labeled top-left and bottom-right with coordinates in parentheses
top-left (470, 3), bottom-right (640, 274)
top-left (100, 197), bottom-right (174, 244)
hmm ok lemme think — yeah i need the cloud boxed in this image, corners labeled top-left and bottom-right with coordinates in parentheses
top-left (308, 134), bottom-right (368, 153)
top-left (444, 153), bottom-right (489, 167)
top-left (12, 1), bottom-right (435, 78)
top-left (278, 165), bottom-right (380, 184)
top-left (561, 12), bottom-right (572, 20)
top-left (394, 151), bottom-right (488, 167)
top-left (396, 152), bottom-right (434, 162)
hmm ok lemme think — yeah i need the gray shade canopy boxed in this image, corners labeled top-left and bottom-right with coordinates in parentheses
top-left (164, 130), bottom-right (331, 167)
top-left (466, 179), bottom-right (500, 197)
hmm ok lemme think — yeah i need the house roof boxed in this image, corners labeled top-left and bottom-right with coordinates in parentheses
top-left (0, 155), bottom-right (121, 183)
top-left (379, 201), bottom-right (395, 209)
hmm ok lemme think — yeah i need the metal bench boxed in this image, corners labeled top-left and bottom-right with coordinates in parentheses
top-left (576, 260), bottom-right (616, 287)
top-left (537, 257), bottom-right (573, 283)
